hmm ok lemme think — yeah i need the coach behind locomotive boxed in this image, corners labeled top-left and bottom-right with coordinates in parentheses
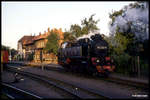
top-left (58, 34), bottom-right (115, 77)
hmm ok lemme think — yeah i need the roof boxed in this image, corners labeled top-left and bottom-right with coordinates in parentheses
top-left (33, 33), bottom-right (48, 41)
top-left (18, 28), bottom-right (64, 46)
top-left (18, 36), bottom-right (35, 45)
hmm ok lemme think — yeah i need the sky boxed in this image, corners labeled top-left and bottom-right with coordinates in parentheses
top-left (2, 1), bottom-right (135, 50)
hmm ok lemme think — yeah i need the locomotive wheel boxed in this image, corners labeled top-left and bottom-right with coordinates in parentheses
top-left (103, 70), bottom-right (110, 78)
top-left (63, 64), bottom-right (70, 72)
top-left (64, 67), bottom-right (69, 72)
top-left (70, 64), bottom-right (76, 73)
top-left (92, 72), bottom-right (98, 76)
top-left (85, 64), bottom-right (94, 75)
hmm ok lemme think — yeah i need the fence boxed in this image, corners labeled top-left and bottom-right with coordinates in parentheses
top-left (113, 54), bottom-right (148, 78)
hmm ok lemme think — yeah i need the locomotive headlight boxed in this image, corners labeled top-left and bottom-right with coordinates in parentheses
top-left (96, 59), bottom-right (100, 62)
top-left (96, 46), bottom-right (107, 49)
top-left (97, 46), bottom-right (100, 49)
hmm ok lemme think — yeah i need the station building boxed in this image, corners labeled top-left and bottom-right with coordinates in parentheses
top-left (17, 27), bottom-right (64, 63)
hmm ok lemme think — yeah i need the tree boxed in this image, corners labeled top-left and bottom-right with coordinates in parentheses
top-left (106, 28), bottom-right (131, 56)
top-left (109, 2), bottom-right (148, 42)
top-left (10, 48), bottom-right (18, 60)
top-left (70, 24), bottom-right (82, 38)
top-left (81, 14), bottom-right (99, 34)
top-left (109, 9), bottom-right (123, 24)
top-left (109, 2), bottom-right (148, 56)
top-left (2, 45), bottom-right (10, 51)
top-left (108, 2), bottom-right (149, 76)
top-left (44, 30), bottom-right (59, 55)
top-left (63, 31), bottom-right (76, 42)
top-left (68, 14), bottom-right (100, 39)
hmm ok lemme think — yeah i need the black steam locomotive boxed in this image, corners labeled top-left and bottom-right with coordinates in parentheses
top-left (58, 34), bottom-right (115, 77)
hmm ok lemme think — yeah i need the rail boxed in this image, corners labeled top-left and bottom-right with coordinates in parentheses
top-left (7, 62), bottom-right (149, 89)
top-left (6, 65), bottom-right (111, 99)
top-left (1, 83), bottom-right (42, 99)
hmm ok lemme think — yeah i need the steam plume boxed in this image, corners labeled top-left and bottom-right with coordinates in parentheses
top-left (109, 2), bottom-right (149, 41)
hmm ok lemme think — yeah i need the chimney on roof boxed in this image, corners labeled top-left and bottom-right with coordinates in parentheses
top-left (59, 28), bottom-right (62, 31)
top-left (39, 32), bottom-right (41, 35)
top-left (48, 27), bottom-right (50, 32)
top-left (54, 28), bottom-right (57, 32)
top-left (44, 31), bottom-right (46, 34)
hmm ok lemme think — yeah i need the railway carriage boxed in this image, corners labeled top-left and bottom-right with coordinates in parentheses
top-left (1, 50), bottom-right (9, 71)
top-left (1, 50), bottom-right (9, 64)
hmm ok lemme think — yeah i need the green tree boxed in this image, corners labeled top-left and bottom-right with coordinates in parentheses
top-left (70, 24), bottom-right (82, 38)
top-left (108, 2), bottom-right (149, 76)
top-left (81, 14), bottom-right (99, 34)
top-left (109, 9), bottom-right (123, 24)
top-left (113, 33), bottom-right (130, 55)
top-left (63, 31), bottom-right (76, 42)
top-left (68, 14), bottom-right (100, 39)
top-left (44, 30), bottom-right (59, 55)
top-left (10, 48), bottom-right (18, 60)
top-left (2, 45), bottom-right (10, 51)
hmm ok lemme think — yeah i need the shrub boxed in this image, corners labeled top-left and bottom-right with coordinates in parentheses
top-left (111, 53), bottom-right (131, 75)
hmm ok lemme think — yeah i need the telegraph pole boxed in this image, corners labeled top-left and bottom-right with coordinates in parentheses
top-left (137, 44), bottom-right (142, 78)
top-left (137, 56), bottom-right (140, 78)
top-left (9, 49), bottom-right (12, 62)
top-left (40, 50), bottom-right (44, 70)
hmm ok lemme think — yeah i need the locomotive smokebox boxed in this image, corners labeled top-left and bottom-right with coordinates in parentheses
top-left (91, 34), bottom-right (103, 41)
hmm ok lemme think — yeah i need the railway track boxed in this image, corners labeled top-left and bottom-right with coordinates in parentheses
top-left (103, 76), bottom-right (149, 90)
top-left (1, 83), bottom-right (42, 99)
top-left (23, 63), bottom-right (149, 90)
top-left (44, 65), bottom-right (149, 90)
top-left (5, 65), bottom-right (111, 99)
top-left (7, 62), bottom-right (149, 90)
top-left (6, 63), bottom-right (149, 98)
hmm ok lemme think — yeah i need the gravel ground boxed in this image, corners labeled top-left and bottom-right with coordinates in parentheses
top-left (1, 71), bottom-right (74, 99)
top-left (11, 65), bottom-right (148, 99)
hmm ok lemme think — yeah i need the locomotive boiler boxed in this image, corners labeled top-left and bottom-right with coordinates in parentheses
top-left (58, 34), bottom-right (115, 77)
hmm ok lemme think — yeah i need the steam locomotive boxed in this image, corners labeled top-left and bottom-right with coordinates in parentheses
top-left (58, 34), bottom-right (115, 77)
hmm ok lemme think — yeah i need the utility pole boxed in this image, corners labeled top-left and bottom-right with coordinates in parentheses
top-left (137, 44), bottom-right (142, 78)
top-left (9, 49), bottom-right (12, 62)
top-left (137, 56), bottom-right (140, 78)
top-left (40, 50), bottom-right (44, 70)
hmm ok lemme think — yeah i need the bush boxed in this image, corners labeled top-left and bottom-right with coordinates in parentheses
top-left (140, 59), bottom-right (149, 77)
top-left (111, 53), bottom-right (131, 75)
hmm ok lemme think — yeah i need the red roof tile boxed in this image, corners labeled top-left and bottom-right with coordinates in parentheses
top-left (33, 33), bottom-right (49, 41)
top-left (18, 36), bottom-right (35, 45)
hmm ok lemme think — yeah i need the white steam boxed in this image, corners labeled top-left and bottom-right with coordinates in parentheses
top-left (109, 2), bottom-right (149, 41)
top-left (77, 30), bottom-right (100, 40)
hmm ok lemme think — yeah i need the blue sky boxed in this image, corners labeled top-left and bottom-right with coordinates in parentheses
top-left (2, 1), bottom-right (135, 49)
